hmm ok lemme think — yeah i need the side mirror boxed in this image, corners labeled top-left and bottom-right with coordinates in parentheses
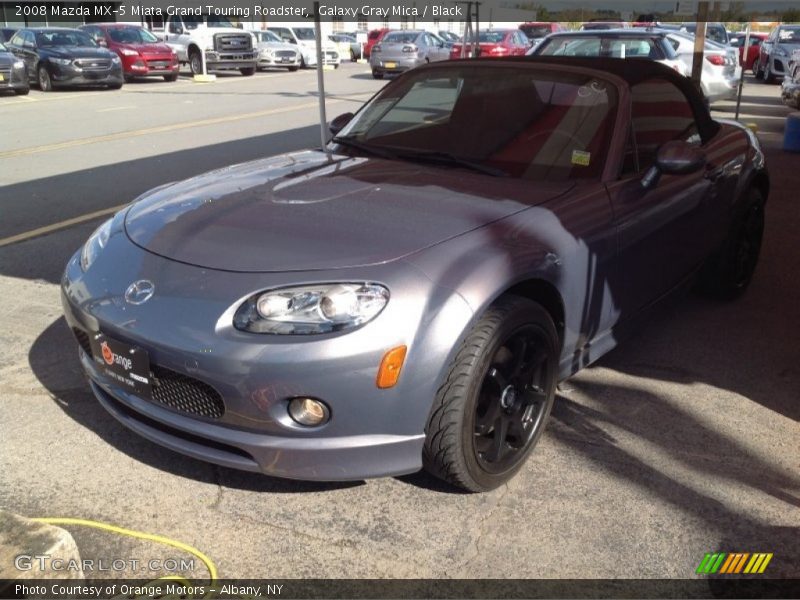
top-left (329, 112), bottom-right (354, 136)
top-left (642, 140), bottom-right (706, 189)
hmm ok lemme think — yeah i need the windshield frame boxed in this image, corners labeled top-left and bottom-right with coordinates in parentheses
top-left (331, 62), bottom-right (625, 183)
top-left (37, 30), bottom-right (97, 48)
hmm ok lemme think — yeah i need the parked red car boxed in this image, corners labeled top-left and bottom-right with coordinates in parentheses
top-left (364, 28), bottom-right (390, 59)
top-left (731, 31), bottom-right (767, 72)
top-left (450, 29), bottom-right (529, 59)
top-left (79, 23), bottom-right (179, 82)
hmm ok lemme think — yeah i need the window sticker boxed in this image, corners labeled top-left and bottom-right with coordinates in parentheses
top-left (571, 150), bottom-right (591, 166)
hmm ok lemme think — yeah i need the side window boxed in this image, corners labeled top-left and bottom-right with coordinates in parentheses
top-left (623, 78), bottom-right (699, 175)
top-left (9, 31), bottom-right (25, 46)
top-left (24, 31), bottom-right (35, 48)
top-left (168, 19), bottom-right (183, 34)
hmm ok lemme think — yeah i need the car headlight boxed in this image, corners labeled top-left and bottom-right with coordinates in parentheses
top-left (233, 283), bottom-right (389, 335)
top-left (80, 219), bottom-right (112, 272)
top-left (51, 58), bottom-right (72, 66)
top-left (13, 60), bottom-right (24, 69)
top-left (111, 55), bottom-right (121, 63)
top-left (260, 49), bottom-right (273, 57)
top-left (119, 48), bottom-right (138, 57)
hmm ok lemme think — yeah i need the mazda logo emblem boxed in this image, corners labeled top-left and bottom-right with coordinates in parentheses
top-left (124, 280), bottom-right (155, 305)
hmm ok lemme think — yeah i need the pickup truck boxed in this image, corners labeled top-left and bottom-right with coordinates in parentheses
top-left (152, 14), bottom-right (257, 76)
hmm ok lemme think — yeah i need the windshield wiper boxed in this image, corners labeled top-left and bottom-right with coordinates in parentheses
top-left (396, 150), bottom-right (508, 177)
top-left (330, 136), bottom-right (397, 160)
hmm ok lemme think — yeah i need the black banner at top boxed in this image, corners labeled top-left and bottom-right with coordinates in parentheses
top-left (2, 0), bottom-right (800, 24)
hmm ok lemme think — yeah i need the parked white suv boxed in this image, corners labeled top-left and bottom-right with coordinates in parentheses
top-left (153, 14), bottom-right (257, 76)
top-left (266, 26), bottom-right (340, 68)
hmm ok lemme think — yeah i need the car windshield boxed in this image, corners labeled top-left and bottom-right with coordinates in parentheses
top-left (479, 31), bottom-right (509, 43)
top-left (334, 65), bottom-right (617, 180)
top-left (383, 32), bottom-right (420, 44)
top-left (294, 28), bottom-right (316, 40)
top-left (184, 15), bottom-right (234, 29)
top-left (257, 31), bottom-right (281, 43)
top-left (538, 36), bottom-right (657, 58)
top-left (521, 25), bottom-right (553, 38)
top-left (778, 27), bottom-right (800, 43)
top-left (37, 31), bottom-right (95, 47)
top-left (107, 27), bottom-right (158, 44)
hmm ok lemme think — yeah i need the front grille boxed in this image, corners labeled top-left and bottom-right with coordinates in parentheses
top-left (275, 50), bottom-right (296, 59)
top-left (72, 325), bottom-right (225, 420)
top-left (74, 59), bottom-right (111, 71)
top-left (325, 51), bottom-right (338, 60)
top-left (214, 33), bottom-right (252, 52)
top-left (73, 327), bottom-right (92, 356)
top-left (151, 365), bottom-right (225, 419)
top-left (0, 67), bottom-right (11, 77)
top-left (146, 60), bottom-right (171, 69)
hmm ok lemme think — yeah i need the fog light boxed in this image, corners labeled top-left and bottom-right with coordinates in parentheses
top-left (288, 397), bottom-right (329, 426)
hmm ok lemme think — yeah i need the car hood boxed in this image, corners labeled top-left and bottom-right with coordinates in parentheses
top-left (46, 46), bottom-right (114, 59)
top-left (0, 51), bottom-right (15, 65)
top-left (118, 42), bottom-right (173, 54)
top-left (257, 41), bottom-right (298, 52)
top-left (125, 151), bottom-right (575, 272)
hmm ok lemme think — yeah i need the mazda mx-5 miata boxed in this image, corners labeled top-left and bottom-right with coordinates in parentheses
top-left (62, 58), bottom-right (768, 492)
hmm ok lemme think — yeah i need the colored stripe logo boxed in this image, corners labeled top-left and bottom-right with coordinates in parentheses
top-left (696, 552), bottom-right (773, 574)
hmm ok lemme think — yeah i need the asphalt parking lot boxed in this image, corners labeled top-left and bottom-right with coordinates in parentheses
top-left (1, 64), bottom-right (798, 583)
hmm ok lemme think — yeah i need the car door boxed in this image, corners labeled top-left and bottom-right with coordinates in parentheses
top-left (12, 31), bottom-right (38, 81)
top-left (605, 77), bottom-right (718, 316)
top-left (164, 17), bottom-right (187, 60)
top-left (760, 28), bottom-right (776, 68)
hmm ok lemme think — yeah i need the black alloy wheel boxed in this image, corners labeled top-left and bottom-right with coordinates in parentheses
top-left (472, 325), bottom-right (553, 474)
top-left (731, 202), bottom-right (765, 291)
top-left (424, 296), bottom-right (559, 492)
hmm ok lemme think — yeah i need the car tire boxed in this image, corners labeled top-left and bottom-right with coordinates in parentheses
top-left (350, 49), bottom-right (356, 61)
top-left (698, 188), bottom-right (765, 300)
top-left (240, 67), bottom-right (255, 76)
top-left (423, 296), bottom-right (559, 492)
top-left (15, 88), bottom-right (30, 95)
top-left (334, 63), bottom-right (339, 69)
top-left (288, 66), bottom-right (298, 72)
top-left (163, 74), bottom-right (179, 82)
top-left (189, 50), bottom-right (203, 75)
top-left (37, 65), bottom-right (52, 92)
top-left (123, 74), bottom-right (134, 83)
top-left (763, 59), bottom-right (775, 84)
top-left (372, 69), bottom-right (383, 79)
top-left (754, 57), bottom-right (764, 79)
top-left (107, 83), bottom-right (123, 90)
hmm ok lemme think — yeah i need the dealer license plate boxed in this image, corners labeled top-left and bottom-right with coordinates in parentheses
top-left (385, 62), bottom-right (397, 69)
top-left (89, 332), bottom-right (152, 399)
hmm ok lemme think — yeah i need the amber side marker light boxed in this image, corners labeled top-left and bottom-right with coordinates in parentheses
top-left (376, 345), bottom-right (407, 389)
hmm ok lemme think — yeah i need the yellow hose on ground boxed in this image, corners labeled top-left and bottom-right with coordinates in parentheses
top-left (31, 517), bottom-right (218, 582)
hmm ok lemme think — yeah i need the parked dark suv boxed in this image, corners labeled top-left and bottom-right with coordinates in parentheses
top-left (8, 27), bottom-right (123, 91)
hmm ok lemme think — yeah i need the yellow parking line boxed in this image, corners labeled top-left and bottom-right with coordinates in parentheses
top-left (0, 99), bottom-right (325, 159)
top-left (0, 203), bottom-right (129, 248)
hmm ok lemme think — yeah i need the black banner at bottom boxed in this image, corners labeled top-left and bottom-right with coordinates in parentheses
top-left (1, 579), bottom-right (799, 600)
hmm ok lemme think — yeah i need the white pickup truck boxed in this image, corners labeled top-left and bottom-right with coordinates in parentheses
top-left (151, 14), bottom-right (257, 76)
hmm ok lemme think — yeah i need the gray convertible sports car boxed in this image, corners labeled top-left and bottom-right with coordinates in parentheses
top-left (62, 58), bottom-right (768, 492)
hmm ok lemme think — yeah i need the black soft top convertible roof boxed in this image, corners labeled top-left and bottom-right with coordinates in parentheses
top-left (442, 56), bottom-right (721, 142)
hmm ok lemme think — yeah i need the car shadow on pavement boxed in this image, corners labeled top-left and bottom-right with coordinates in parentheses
top-left (548, 386), bottom-right (800, 577)
top-left (28, 316), bottom-right (363, 494)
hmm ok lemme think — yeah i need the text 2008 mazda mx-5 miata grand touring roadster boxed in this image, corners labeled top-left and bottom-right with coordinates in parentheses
top-left (62, 58), bottom-right (768, 492)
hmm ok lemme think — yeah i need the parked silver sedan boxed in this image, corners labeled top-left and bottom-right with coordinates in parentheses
top-left (369, 30), bottom-right (449, 79)
top-left (664, 31), bottom-right (741, 103)
top-left (253, 30), bottom-right (301, 71)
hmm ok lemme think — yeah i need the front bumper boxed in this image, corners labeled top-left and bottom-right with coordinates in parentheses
top-left (782, 78), bottom-right (800, 108)
top-left (258, 54), bottom-right (300, 69)
top-left (771, 54), bottom-right (791, 78)
top-left (50, 63), bottom-right (123, 87)
top-left (60, 224), bottom-right (472, 481)
top-left (0, 65), bottom-right (28, 91)
top-left (124, 55), bottom-right (179, 77)
top-left (205, 50), bottom-right (258, 70)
